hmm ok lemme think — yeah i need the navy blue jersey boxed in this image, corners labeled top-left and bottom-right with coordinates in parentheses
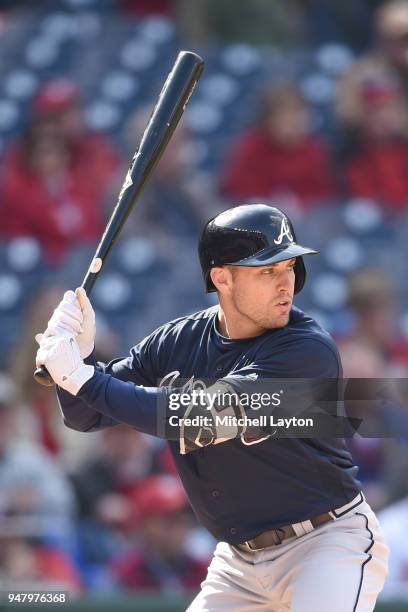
top-left (57, 305), bottom-right (360, 544)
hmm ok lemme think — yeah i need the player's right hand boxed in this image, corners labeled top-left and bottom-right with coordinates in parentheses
top-left (35, 333), bottom-right (95, 396)
top-left (41, 288), bottom-right (96, 359)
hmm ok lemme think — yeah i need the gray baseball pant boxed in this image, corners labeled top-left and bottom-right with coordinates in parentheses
top-left (188, 497), bottom-right (389, 611)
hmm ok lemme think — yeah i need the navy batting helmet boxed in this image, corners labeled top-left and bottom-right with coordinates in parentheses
top-left (198, 204), bottom-right (318, 294)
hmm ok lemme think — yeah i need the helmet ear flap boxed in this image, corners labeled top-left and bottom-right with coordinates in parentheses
top-left (294, 257), bottom-right (306, 294)
top-left (205, 269), bottom-right (217, 293)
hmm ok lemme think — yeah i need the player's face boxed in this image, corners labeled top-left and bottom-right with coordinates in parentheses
top-left (226, 258), bottom-right (296, 332)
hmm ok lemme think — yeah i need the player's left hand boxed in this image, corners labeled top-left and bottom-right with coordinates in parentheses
top-left (41, 288), bottom-right (96, 359)
top-left (35, 333), bottom-right (94, 395)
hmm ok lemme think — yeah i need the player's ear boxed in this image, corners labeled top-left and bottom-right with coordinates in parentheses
top-left (210, 266), bottom-right (233, 294)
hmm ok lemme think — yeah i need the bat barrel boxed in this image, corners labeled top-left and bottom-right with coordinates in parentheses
top-left (81, 50), bottom-right (204, 293)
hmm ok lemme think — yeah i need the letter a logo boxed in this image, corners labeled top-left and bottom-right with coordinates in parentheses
top-left (274, 217), bottom-right (293, 245)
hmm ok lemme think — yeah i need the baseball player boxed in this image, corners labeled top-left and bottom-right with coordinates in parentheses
top-left (36, 204), bottom-right (389, 611)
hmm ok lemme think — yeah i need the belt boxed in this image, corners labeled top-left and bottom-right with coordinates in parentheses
top-left (237, 492), bottom-right (364, 552)
top-left (238, 512), bottom-right (332, 551)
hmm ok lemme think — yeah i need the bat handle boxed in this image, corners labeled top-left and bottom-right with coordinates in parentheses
top-left (33, 365), bottom-right (55, 387)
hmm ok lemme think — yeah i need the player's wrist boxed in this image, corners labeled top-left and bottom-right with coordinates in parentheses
top-left (58, 363), bottom-right (95, 396)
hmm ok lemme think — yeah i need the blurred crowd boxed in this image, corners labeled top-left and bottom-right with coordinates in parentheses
top-left (1, 0), bottom-right (408, 602)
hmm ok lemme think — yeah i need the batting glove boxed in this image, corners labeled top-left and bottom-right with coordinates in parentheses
top-left (35, 334), bottom-right (95, 396)
top-left (43, 288), bottom-right (96, 359)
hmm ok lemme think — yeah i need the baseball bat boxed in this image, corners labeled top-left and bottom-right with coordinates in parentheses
top-left (34, 50), bottom-right (204, 386)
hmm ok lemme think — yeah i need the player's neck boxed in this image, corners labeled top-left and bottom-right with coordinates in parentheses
top-left (217, 304), bottom-right (266, 340)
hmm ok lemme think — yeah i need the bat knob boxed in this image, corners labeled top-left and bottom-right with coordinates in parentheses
top-left (33, 365), bottom-right (55, 387)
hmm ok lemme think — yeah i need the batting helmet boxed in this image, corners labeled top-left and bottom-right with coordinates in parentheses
top-left (198, 204), bottom-right (318, 294)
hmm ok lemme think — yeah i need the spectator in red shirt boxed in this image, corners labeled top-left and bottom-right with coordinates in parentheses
top-left (0, 122), bottom-right (102, 260)
top-left (343, 73), bottom-right (408, 210)
top-left (110, 475), bottom-right (208, 593)
top-left (220, 83), bottom-right (336, 210)
top-left (32, 80), bottom-right (119, 195)
top-left (0, 80), bottom-right (119, 261)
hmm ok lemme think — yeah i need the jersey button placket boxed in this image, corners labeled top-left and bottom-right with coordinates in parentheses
top-left (211, 489), bottom-right (220, 498)
top-left (229, 527), bottom-right (237, 535)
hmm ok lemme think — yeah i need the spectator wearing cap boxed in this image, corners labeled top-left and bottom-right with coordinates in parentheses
top-left (32, 80), bottom-right (120, 196)
top-left (109, 475), bottom-right (208, 593)
top-left (220, 83), bottom-right (337, 211)
top-left (342, 73), bottom-right (408, 209)
top-left (0, 80), bottom-right (120, 260)
top-left (336, 0), bottom-right (408, 130)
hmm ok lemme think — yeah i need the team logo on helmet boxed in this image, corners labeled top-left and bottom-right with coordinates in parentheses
top-left (274, 217), bottom-right (293, 245)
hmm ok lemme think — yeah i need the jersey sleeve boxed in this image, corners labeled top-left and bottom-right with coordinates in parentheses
top-left (56, 328), bottom-right (163, 432)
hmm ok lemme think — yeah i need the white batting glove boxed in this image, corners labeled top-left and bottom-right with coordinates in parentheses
top-left (43, 288), bottom-right (96, 359)
top-left (35, 334), bottom-right (95, 396)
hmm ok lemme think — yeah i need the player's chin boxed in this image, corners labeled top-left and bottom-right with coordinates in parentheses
top-left (275, 315), bottom-right (290, 328)
top-left (269, 309), bottom-right (290, 328)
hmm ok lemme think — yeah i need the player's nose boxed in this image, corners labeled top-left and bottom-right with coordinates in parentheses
top-left (276, 268), bottom-right (294, 293)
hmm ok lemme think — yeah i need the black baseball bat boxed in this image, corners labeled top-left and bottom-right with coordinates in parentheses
top-left (34, 50), bottom-right (204, 386)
